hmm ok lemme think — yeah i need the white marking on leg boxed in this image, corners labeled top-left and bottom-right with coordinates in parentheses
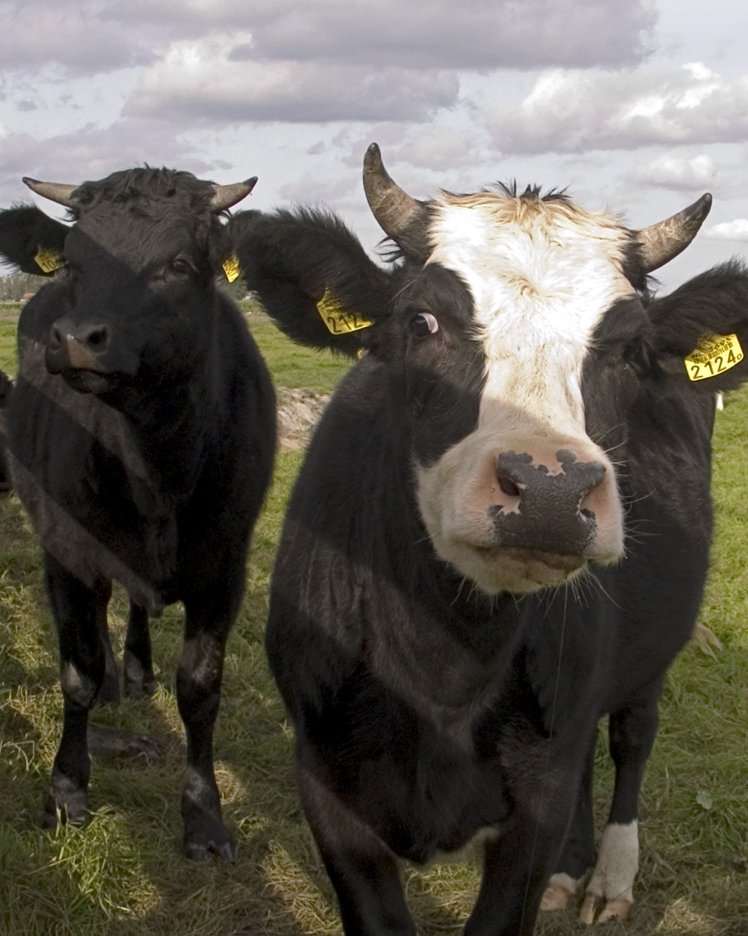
top-left (580, 820), bottom-right (638, 923)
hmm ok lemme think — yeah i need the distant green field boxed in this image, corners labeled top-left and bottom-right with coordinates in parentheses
top-left (0, 299), bottom-right (746, 935)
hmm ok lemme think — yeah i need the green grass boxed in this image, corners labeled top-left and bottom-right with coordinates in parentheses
top-left (0, 304), bottom-right (747, 934)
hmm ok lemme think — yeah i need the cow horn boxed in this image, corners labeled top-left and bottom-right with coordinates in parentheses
top-left (23, 177), bottom-right (79, 208)
top-left (363, 143), bottom-right (429, 257)
top-left (210, 177), bottom-right (258, 212)
top-left (636, 193), bottom-right (712, 272)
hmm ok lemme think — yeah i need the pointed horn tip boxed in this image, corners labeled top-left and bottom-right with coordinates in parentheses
top-left (697, 192), bottom-right (712, 216)
top-left (363, 143), bottom-right (383, 170)
top-left (245, 176), bottom-right (258, 193)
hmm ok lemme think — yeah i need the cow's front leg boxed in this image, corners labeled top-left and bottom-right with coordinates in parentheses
top-left (42, 553), bottom-right (106, 827)
top-left (298, 760), bottom-right (416, 936)
top-left (177, 596), bottom-right (232, 860)
top-left (464, 810), bottom-right (568, 936)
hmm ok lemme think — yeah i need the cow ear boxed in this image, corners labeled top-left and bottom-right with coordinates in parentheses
top-left (234, 208), bottom-right (392, 358)
top-left (647, 260), bottom-right (748, 393)
top-left (0, 205), bottom-right (69, 276)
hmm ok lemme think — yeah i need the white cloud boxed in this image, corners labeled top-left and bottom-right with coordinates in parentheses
top-left (631, 153), bottom-right (716, 189)
top-left (705, 219), bottom-right (748, 241)
top-left (485, 63), bottom-right (748, 154)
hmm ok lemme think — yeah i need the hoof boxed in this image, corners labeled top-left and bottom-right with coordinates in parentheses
top-left (541, 883), bottom-right (574, 912)
top-left (541, 873), bottom-right (582, 912)
top-left (86, 724), bottom-right (163, 764)
top-left (692, 623), bottom-right (723, 658)
top-left (124, 675), bottom-right (157, 699)
top-left (579, 892), bottom-right (633, 925)
top-left (184, 836), bottom-right (235, 862)
top-left (41, 788), bottom-right (90, 829)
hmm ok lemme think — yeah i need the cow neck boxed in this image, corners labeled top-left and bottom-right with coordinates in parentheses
top-left (357, 394), bottom-right (529, 720)
top-left (108, 380), bottom-right (210, 504)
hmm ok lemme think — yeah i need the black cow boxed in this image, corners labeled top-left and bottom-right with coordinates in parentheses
top-left (0, 370), bottom-right (13, 492)
top-left (235, 144), bottom-right (748, 933)
top-left (0, 167), bottom-right (275, 859)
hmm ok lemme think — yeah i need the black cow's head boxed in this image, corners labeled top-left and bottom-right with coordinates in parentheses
top-left (0, 168), bottom-right (256, 396)
top-left (236, 145), bottom-right (748, 595)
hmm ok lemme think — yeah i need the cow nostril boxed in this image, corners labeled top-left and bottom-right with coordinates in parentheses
top-left (85, 326), bottom-right (109, 351)
top-left (498, 475), bottom-right (521, 498)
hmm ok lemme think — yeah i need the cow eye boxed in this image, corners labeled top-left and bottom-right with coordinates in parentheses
top-left (409, 311), bottom-right (439, 337)
top-left (169, 257), bottom-right (192, 276)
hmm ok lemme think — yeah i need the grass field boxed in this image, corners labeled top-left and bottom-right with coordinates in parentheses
top-left (0, 299), bottom-right (746, 935)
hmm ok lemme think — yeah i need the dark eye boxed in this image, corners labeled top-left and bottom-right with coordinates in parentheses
top-left (409, 311), bottom-right (439, 337)
top-left (170, 257), bottom-right (192, 276)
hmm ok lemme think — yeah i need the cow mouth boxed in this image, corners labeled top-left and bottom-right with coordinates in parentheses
top-left (453, 542), bottom-right (587, 594)
top-left (59, 368), bottom-right (115, 395)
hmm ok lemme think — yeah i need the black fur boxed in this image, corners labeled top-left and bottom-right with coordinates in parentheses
top-left (1, 168), bottom-right (276, 859)
top-left (240, 202), bottom-right (748, 934)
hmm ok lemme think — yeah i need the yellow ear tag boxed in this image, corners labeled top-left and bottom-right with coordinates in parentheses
top-left (684, 333), bottom-right (744, 381)
top-left (34, 247), bottom-right (65, 274)
top-left (316, 288), bottom-right (373, 335)
top-left (222, 255), bottom-right (241, 283)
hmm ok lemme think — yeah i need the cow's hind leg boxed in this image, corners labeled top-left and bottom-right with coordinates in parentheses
top-left (41, 552), bottom-right (107, 827)
top-left (177, 592), bottom-right (233, 860)
top-left (123, 601), bottom-right (156, 697)
top-left (298, 761), bottom-right (416, 936)
top-left (579, 694), bottom-right (660, 924)
top-left (94, 579), bottom-right (120, 704)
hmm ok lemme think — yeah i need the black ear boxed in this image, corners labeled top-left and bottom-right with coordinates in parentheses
top-left (235, 207), bottom-right (393, 358)
top-left (0, 205), bottom-right (69, 276)
top-left (648, 260), bottom-right (748, 393)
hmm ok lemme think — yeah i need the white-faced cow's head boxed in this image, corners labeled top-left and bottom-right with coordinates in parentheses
top-left (362, 144), bottom-right (711, 595)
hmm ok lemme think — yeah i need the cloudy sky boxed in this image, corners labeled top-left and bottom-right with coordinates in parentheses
top-left (1, 0), bottom-right (746, 290)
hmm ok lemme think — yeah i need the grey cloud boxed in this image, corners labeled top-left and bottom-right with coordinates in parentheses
top-left (126, 61), bottom-right (459, 124)
top-left (254, 0), bottom-right (654, 70)
top-left (0, 121), bottom-right (229, 206)
top-left (0, 3), bottom-right (155, 74)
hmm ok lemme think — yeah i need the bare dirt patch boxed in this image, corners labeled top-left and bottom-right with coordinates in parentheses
top-left (276, 387), bottom-right (330, 450)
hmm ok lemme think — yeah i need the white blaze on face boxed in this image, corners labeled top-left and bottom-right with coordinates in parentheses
top-left (428, 192), bottom-right (634, 438)
top-left (416, 191), bottom-right (634, 593)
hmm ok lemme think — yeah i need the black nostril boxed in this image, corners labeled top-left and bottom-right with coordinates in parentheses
top-left (84, 326), bottom-right (109, 351)
top-left (498, 475), bottom-right (521, 498)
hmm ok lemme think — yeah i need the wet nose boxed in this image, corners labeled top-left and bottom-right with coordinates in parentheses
top-left (493, 448), bottom-right (606, 554)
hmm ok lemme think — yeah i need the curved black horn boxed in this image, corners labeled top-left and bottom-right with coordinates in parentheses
top-left (363, 143), bottom-right (429, 257)
top-left (210, 177), bottom-right (258, 212)
top-left (636, 193), bottom-right (712, 272)
top-left (23, 177), bottom-right (79, 208)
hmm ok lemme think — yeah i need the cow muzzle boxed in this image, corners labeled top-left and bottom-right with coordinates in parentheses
top-left (46, 317), bottom-right (113, 393)
top-left (417, 439), bottom-right (625, 594)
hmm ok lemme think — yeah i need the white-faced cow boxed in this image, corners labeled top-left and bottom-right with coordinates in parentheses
top-left (234, 144), bottom-right (748, 933)
top-left (0, 168), bottom-right (275, 859)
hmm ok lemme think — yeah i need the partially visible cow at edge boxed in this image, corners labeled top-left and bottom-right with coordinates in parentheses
top-left (0, 370), bottom-right (13, 492)
top-left (0, 168), bottom-right (275, 859)
top-left (235, 144), bottom-right (748, 933)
